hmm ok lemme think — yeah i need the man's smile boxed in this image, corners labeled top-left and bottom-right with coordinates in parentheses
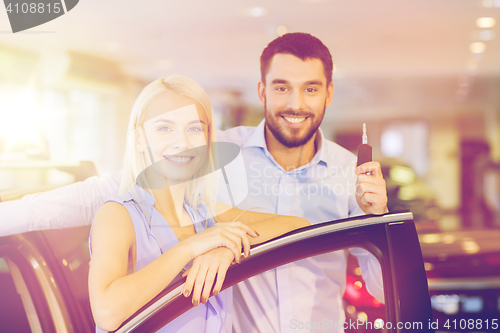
top-left (282, 115), bottom-right (308, 128)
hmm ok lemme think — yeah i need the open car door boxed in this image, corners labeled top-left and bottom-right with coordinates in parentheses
top-left (115, 212), bottom-right (434, 333)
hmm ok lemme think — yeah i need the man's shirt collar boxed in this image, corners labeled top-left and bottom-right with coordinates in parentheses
top-left (244, 119), bottom-right (329, 169)
top-left (244, 119), bottom-right (267, 149)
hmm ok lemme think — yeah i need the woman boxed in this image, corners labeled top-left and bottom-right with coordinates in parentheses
top-left (88, 75), bottom-right (309, 332)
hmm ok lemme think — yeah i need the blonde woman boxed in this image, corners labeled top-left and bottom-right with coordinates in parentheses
top-left (88, 75), bottom-right (309, 332)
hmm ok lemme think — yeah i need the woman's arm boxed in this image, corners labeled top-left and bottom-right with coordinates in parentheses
top-left (88, 202), bottom-right (192, 331)
top-left (215, 202), bottom-right (310, 245)
top-left (89, 202), bottom-right (257, 331)
top-left (181, 205), bottom-right (310, 304)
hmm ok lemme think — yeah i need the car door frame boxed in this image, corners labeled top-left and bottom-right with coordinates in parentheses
top-left (115, 212), bottom-right (434, 333)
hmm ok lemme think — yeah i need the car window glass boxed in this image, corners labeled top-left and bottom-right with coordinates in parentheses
top-left (234, 247), bottom-right (386, 333)
top-left (344, 249), bottom-right (385, 332)
top-left (41, 227), bottom-right (94, 325)
top-left (0, 256), bottom-right (42, 333)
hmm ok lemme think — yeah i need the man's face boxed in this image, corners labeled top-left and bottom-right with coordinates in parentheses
top-left (258, 53), bottom-right (333, 148)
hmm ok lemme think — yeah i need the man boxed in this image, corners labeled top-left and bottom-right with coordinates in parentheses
top-left (215, 33), bottom-right (387, 332)
top-left (0, 33), bottom-right (387, 332)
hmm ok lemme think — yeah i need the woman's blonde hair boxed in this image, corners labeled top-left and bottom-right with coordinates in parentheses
top-left (119, 75), bottom-right (218, 222)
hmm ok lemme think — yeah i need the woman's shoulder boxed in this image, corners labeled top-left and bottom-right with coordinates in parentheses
top-left (90, 199), bottom-right (135, 261)
top-left (94, 188), bottom-right (142, 227)
top-left (94, 186), bottom-right (154, 231)
top-left (94, 201), bottom-right (132, 226)
top-left (104, 190), bottom-right (140, 205)
top-left (104, 186), bottom-right (154, 209)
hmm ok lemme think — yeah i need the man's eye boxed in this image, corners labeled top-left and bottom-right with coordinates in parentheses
top-left (275, 87), bottom-right (288, 92)
top-left (305, 88), bottom-right (317, 92)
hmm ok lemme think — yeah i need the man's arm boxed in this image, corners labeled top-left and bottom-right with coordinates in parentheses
top-left (348, 160), bottom-right (387, 303)
top-left (348, 247), bottom-right (385, 303)
top-left (215, 202), bottom-right (310, 245)
top-left (0, 171), bottom-right (121, 236)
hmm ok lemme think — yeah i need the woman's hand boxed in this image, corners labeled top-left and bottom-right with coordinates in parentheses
top-left (181, 247), bottom-right (234, 306)
top-left (183, 221), bottom-right (258, 264)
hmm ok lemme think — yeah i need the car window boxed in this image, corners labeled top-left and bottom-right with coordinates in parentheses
top-left (0, 256), bottom-right (41, 332)
top-left (344, 251), bottom-right (386, 332)
top-left (40, 226), bottom-right (94, 329)
top-left (0, 232), bottom-right (79, 332)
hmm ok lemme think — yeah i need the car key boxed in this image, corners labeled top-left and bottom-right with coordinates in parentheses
top-left (356, 123), bottom-right (372, 167)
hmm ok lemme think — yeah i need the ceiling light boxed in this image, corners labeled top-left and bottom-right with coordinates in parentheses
top-left (420, 234), bottom-right (441, 244)
top-left (482, 0), bottom-right (500, 7)
top-left (462, 240), bottom-right (480, 254)
top-left (483, 0), bottom-right (494, 7)
top-left (476, 17), bottom-right (496, 28)
top-left (470, 42), bottom-right (486, 53)
top-left (480, 30), bottom-right (496, 40)
top-left (276, 25), bottom-right (287, 36)
top-left (243, 7), bottom-right (269, 17)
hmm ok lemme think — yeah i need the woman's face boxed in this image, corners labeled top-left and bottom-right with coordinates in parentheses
top-left (138, 91), bottom-right (210, 186)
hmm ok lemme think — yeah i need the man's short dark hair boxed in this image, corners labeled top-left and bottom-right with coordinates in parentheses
top-left (260, 32), bottom-right (333, 85)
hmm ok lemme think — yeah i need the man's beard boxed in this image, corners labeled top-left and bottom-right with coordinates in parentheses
top-left (264, 97), bottom-right (326, 148)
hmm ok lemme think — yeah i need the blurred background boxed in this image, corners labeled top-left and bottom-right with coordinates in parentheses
top-left (0, 0), bottom-right (500, 322)
top-left (2, 0), bottom-right (499, 229)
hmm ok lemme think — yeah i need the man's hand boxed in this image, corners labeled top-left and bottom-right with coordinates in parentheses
top-left (355, 161), bottom-right (388, 215)
top-left (181, 247), bottom-right (235, 306)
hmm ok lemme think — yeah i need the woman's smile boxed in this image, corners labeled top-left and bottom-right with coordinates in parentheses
top-left (163, 154), bottom-right (196, 165)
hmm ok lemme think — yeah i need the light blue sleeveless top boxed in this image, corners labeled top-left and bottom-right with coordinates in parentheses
top-left (91, 185), bottom-right (232, 333)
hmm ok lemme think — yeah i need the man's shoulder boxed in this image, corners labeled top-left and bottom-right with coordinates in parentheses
top-left (216, 125), bottom-right (258, 146)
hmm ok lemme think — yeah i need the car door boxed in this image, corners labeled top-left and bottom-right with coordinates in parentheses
top-left (114, 212), bottom-right (434, 333)
top-left (0, 226), bottom-right (94, 333)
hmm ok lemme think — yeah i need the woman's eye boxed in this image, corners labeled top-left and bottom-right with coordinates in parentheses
top-left (158, 126), bottom-right (172, 132)
top-left (187, 126), bottom-right (203, 132)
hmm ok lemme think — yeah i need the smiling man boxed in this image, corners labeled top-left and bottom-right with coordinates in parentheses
top-left (212, 33), bottom-right (387, 333)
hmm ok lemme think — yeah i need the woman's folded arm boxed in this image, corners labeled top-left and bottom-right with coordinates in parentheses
top-left (88, 202), bottom-right (191, 331)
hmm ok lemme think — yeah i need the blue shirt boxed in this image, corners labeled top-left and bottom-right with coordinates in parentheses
top-left (217, 120), bottom-right (384, 333)
top-left (91, 185), bottom-right (232, 333)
